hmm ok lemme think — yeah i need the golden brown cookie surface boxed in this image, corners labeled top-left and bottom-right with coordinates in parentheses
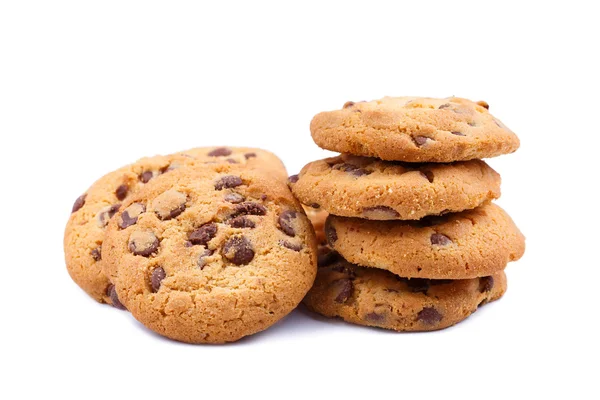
top-left (64, 147), bottom-right (287, 306)
top-left (103, 164), bottom-right (317, 343)
top-left (311, 97), bottom-right (519, 162)
top-left (304, 254), bottom-right (506, 332)
top-left (291, 154), bottom-right (501, 220)
top-left (325, 203), bottom-right (525, 279)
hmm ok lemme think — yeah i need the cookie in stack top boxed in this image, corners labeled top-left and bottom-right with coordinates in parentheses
top-left (290, 96), bottom-right (525, 332)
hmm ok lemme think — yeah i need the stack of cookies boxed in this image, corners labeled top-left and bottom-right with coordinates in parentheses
top-left (64, 147), bottom-right (318, 343)
top-left (290, 97), bottom-right (525, 332)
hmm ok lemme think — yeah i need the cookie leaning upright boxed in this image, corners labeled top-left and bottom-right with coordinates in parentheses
top-left (64, 154), bottom-right (174, 307)
top-left (310, 97), bottom-right (519, 162)
top-left (64, 146), bottom-right (288, 307)
top-left (102, 163), bottom-right (317, 344)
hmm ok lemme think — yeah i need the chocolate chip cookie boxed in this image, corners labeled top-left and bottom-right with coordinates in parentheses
top-left (65, 154), bottom-right (175, 307)
top-left (64, 147), bottom-right (287, 306)
top-left (102, 163), bottom-right (317, 343)
top-left (311, 97), bottom-right (520, 162)
top-left (325, 203), bottom-right (525, 279)
top-left (304, 255), bottom-right (506, 332)
top-left (290, 154), bottom-right (501, 220)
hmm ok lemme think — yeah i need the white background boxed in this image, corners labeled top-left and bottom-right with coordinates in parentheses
top-left (1, 1), bottom-right (598, 399)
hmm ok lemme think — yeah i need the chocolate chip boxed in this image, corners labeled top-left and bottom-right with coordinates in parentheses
top-left (332, 163), bottom-right (370, 177)
top-left (228, 216), bottom-right (256, 229)
top-left (451, 131), bottom-right (466, 136)
top-left (118, 203), bottom-right (146, 229)
top-left (413, 136), bottom-right (430, 147)
top-left (160, 163), bottom-right (178, 174)
top-left (431, 233), bottom-right (452, 246)
top-left (233, 202), bottom-right (267, 217)
top-left (226, 158), bottom-right (238, 164)
top-left (278, 210), bottom-right (297, 237)
top-left (224, 193), bottom-right (245, 204)
top-left (417, 307), bottom-right (442, 324)
top-left (406, 278), bottom-right (430, 294)
top-left (468, 121), bottom-right (477, 127)
top-left (223, 235), bottom-right (255, 265)
top-left (331, 278), bottom-right (353, 303)
top-left (362, 205), bottom-right (400, 219)
top-left (198, 249), bottom-right (214, 269)
top-left (479, 276), bottom-right (494, 293)
top-left (189, 223), bottom-right (218, 246)
top-left (310, 203), bottom-right (320, 209)
top-left (151, 267), bottom-right (166, 292)
top-left (97, 204), bottom-right (121, 228)
top-left (420, 170), bottom-right (434, 183)
top-left (343, 101), bottom-right (355, 108)
top-left (140, 171), bottom-right (154, 183)
top-left (476, 100), bottom-right (489, 110)
top-left (280, 240), bottom-right (302, 251)
top-left (72, 194), bottom-right (87, 213)
top-left (244, 152), bottom-right (257, 159)
top-left (115, 184), bottom-right (129, 201)
top-left (260, 194), bottom-right (268, 201)
top-left (208, 147), bottom-right (232, 157)
top-left (128, 231), bottom-right (159, 257)
top-left (215, 175), bottom-right (243, 190)
top-left (438, 103), bottom-right (451, 109)
top-left (317, 247), bottom-right (340, 267)
top-left (152, 190), bottom-right (187, 220)
top-left (325, 218), bottom-right (337, 245)
top-left (288, 174), bottom-right (299, 184)
top-left (91, 247), bottom-right (102, 261)
top-left (365, 312), bottom-right (385, 323)
top-left (107, 284), bottom-right (126, 310)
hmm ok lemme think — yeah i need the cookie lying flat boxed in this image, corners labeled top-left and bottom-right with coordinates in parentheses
top-left (102, 164), bottom-right (317, 344)
top-left (290, 154), bottom-right (500, 220)
top-left (64, 147), bottom-right (286, 306)
top-left (304, 256), bottom-right (506, 332)
top-left (302, 204), bottom-right (328, 244)
top-left (325, 203), bottom-right (525, 279)
top-left (311, 97), bottom-right (519, 162)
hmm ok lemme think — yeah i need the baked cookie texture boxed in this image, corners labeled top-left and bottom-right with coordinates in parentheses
top-left (64, 147), bottom-right (287, 306)
top-left (291, 154), bottom-right (500, 220)
top-left (325, 203), bottom-right (525, 279)
top-left (102, 163), bottom-right (317, 343)
top-left (310, 97), bottom-right (520, 162)
top-left (303, 254), bottom-right (506, 332)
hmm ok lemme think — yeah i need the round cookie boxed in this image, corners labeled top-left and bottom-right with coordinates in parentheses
top-left (304, 254), bottom-right (507, 332)
top-left (64, 147), bottom-right (287, 306)
top-left (302, 204), bottom-right (328, 244)
top-left (310, 97), bottom-right (520, 162)
top-left (290, 154), bottom-right (501, 220)
top-left (102, 164), bottom-right (317, 344)
top-left (65, 154), bottom-right (175, 307)
top-left (325, 203), bottom-right (525, 279)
